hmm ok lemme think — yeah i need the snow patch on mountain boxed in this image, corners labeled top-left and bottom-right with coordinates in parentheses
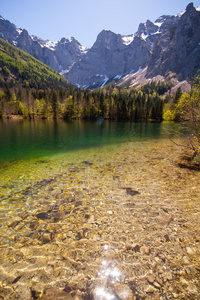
top-left (140, 33), bottom-right (149, 41)
top-left (177, 10), bottom-right (186, 17)
top-left (43, 40), bottom-right (58, 50)
top-left (101, 75), bottom-right (109, 87)
top-left (114, 74), bottom-right (123, 80)
top-left (80, 45), bottom-right (90, 54)
top-left (60, 62), bottom-right (75, 74)
top-left (153, 16), bottom-right (169, 27)
top-left (122, 35), bottom-right (134, 45)
top-left (153, 21), bottom-right (163, 27)
top-left (16, 27), bottom-right (23, 35)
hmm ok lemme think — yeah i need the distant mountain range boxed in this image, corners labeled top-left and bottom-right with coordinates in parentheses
top-left (0, 2), bottom-right (200, 89)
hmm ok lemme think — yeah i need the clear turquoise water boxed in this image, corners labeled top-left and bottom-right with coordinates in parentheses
top-left (0, 119), bottom-right (181, 163)
top-left (0, 119), bottom-right (182, 200)
top-left (2, 119), bottom-right (197, 300)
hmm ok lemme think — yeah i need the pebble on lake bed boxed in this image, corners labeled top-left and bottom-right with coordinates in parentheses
top-left (0, 139), bottom-right (200, 299)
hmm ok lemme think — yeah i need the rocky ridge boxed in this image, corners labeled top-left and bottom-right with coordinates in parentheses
top-left (146, 3), bottom-right (200, 81)
top-left (0, 3), bottom-right (200, 89)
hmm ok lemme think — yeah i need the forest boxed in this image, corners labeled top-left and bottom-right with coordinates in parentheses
top-left (0, 80), bottom-right (173, 121)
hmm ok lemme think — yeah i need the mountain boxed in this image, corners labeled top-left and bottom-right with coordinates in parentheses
top-left (0, 38), bottom-right (71, 90)
top-left (63, 30), bottom-right (152, 88)
top-left (0, 15), bottom-right (88, 73)
top-left (146, 3), bottom-right (200, 80)
top-left (63, 2), bottom-right (200, 88)
top-left (0, 3), bottom-right (200, 89)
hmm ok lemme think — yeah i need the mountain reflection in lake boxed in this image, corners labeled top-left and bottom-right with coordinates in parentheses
top-left (0, 120), bottom-right (199, 299)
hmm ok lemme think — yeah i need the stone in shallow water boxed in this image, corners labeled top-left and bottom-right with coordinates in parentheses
top-left (164, 234), bottom-right (170, 242)
top-left (180, 278), bottom-right (189, 286)
top-left (7, 217), bottom-right (22, 228)
top-left (147, 275), bottom-right (155, 284)
top-left (186, 246), bottom-right (196, 255)
top-left (82, 160), bottom-right (93, 166)
top-left (38, 231), bottom-right (53, 243)
top-left (153, 281), bottom-right (161, 289)
top-left (132, 243), bottom-right (140, 252)
top-left (187, 283), bottom-right (198, 294)
top-left (36, 212), bottom-right (49, 220)
top-left (114, 283), bottom-right (135, 300)
top-left (39, 287), bottom-right (73, 300)
top-left (146, 285), bottom-right (156, 293)
top-left (124, 188), bottom-right (140, 196)
top-left (29, 221), bottom-right (39, 230)
top-left (140, 246), bottom-right (150, 254)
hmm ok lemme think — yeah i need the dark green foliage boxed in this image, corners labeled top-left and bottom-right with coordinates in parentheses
top-left (51, 91), bottom-right (58, 118)
top-left (141, 81), bottom-right (172, 96)
top-left (0, 83), bottom-right (168, 120)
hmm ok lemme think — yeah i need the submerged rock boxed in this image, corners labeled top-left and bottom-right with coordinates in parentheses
top-left (82, 160), bottom-right (93, 166)
top-left (0, 137), bottom-right (200, 299)
top-left (36, 212), bottom-right (49, 220)
top-left (114, 283), bottom-right (135, 300)
top-left (140, 246), bottom-right (150, 254)
top-left (124, 188), bottom-right (140, 196)
top-left (39, 287), bottom-right (74, 300)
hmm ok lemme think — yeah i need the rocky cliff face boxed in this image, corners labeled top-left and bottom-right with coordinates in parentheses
top-left (0, 16), bottom-right (87, 73)
top-left (63, 12), bottom-right (180, 88)
top-left (146, 3), bottom-right (200, 80)
top-left (63, 30), bottom-right (152, 88)
top-left (1, 3), bottom-right (200, 89)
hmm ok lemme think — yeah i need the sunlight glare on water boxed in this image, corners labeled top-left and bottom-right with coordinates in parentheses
top-left (0, 119), bottom-right (199, 299)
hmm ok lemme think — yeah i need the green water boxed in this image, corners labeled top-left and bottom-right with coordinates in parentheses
top-left (2, 119), bottom-right (198, 299)
top-left (0, 119), bottom-right (181, 163)
top-left (0, 119), bottom-right (181, 200)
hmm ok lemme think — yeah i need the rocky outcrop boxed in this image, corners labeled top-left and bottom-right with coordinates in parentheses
top-left (146, 3), bottom-right (200, 80)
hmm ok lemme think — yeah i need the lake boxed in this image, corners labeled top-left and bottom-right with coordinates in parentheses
top-left (0, 119), bottom-right (180, 199)
top-left (0, 119), bottom-right (199, 299)
top-left (0, 118), bottom-right (181, 163)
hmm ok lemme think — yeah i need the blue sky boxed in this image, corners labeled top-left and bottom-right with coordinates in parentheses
top-left (1, 0), bottom-right (199, 47)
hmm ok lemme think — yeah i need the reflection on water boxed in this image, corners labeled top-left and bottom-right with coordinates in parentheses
top-left (0, 119), bottom-right (181, 163)
top-left (0, 120), bottom-right (199, 299)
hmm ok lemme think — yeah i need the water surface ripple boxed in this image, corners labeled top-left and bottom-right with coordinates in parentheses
top-left (0, 120), bottom-right (199, 299)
